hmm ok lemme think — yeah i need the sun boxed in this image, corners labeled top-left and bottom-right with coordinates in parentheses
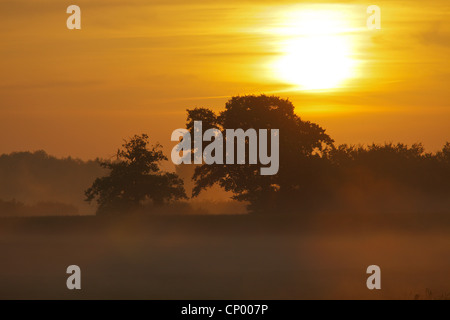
top-left (273, 9), bottom-right (357, 91)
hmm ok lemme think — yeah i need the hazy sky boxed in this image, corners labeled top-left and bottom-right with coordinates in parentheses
top-left (0, 0), bottom-right (449, 159)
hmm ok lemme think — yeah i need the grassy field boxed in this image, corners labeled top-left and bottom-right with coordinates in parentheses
top-left (0, 212), bottom-right (449, 299)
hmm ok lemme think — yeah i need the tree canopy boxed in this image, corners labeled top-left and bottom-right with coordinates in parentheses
top-left (186, 95), bottom-right (334, 213)
top-left (85, 134), bottom-right (186, 215)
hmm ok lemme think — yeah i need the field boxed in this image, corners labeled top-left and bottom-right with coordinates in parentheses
top-left (0, 212), bottom-right (449, 300)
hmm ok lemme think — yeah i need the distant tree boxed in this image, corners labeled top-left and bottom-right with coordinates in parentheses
top-left (85, 134), bottom-right (187, 215)
top-left (186, 95), bottom-right (334, 213)
top-left (0, 150), bottom-right (104, 214)
top-left (328, 142), bottom-right (450, 203)
top-left (437, 142), bottom-right (450, 163)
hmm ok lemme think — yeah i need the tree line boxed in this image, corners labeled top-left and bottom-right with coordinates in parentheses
top-left (85, 95), bottom-right (450, 215)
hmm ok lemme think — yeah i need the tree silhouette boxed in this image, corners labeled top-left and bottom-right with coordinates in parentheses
top-left (328, 142), bottom-right (450, 202)
top-left (437, 142), bottom-right (450, 163)
top-left (186, 95), bottom-right (334, 213)
top-left (85, 134), bottom-right (187, 215)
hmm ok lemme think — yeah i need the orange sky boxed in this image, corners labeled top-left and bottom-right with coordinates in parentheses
top-left (0, 0), bottom-right (449, 159)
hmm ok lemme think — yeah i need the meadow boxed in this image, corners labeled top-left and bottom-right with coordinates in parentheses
top-left (0, 212), bottom-right (449, 300)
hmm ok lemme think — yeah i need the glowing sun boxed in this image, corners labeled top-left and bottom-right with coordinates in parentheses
top-left (274, 9), bottom-right (357, 91)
